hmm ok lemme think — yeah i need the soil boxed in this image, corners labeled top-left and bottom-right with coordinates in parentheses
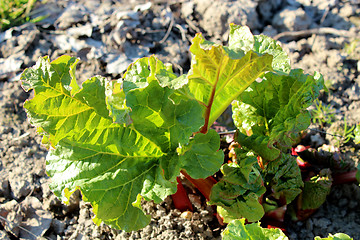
top-left (0, 0), bottom-right (360, 239)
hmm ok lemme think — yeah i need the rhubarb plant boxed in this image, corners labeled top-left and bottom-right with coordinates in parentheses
top-left (21, 24), bottom-right (326, 234)
top-left (222, 219), bottom-right (353, 240)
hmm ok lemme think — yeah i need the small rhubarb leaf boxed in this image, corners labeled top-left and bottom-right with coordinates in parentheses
top-left (237, 133), bottom-right (281, 162)
top-left (314, 233), bottom-right (353, 240)
top-left (229, 24), bottom-right (291, 73)
top-left (263, 154), bottom-right (304, 204)
top-left (233, 69), bottom-right (325, 161)
top-left (187, 26), bottom-right (273, 131)
top-left (141, 167), bottom-right (177, 204)
top-left (354, 124), bottom-right (360, 144)
top-left (300, 169), bottom-right (332, 210)
top-left (228, 25), bottom-right (254, 53)
top-left (210, 160), bottom-right (265, 222)
top-left (222, 219), bottom-right (289, 240)
top-left (180, 129), bottom-right (224, 179)
top-left (21, 55), bottom-right (114, 147)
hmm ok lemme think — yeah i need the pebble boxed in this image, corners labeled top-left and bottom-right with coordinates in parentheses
top-left (306, 218), bottom-right (313, 231)
top-left (338, 198), bottom-right (348, 207)
top-left (8, 170), bottom-right (33, 200)
top-left (348, 200), bottom-right (358, 209)
top-left (313, 218), bottom-right (331, 229)
top-left (272, 6), bottom-right (312, 32)
top-left (52, 219), bottom-right (66, 235)
top-left (0, 170), bottom-right (10, 198)
top-left (0, 200), bottom-right (22, 236)
top-left (180, 210), bottom-right (193, 220)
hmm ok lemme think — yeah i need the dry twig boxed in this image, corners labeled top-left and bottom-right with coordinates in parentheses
top-left (273, 27), bottom-right (358, 41)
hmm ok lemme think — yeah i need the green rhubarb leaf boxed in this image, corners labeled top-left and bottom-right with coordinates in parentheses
top-left (123, 56), bottom-right (188, 92)
top-left (263, 153), bottom-right (304, 204)
top-left (314, 233), bottom-right (353, 240)
top-left (229, 24), bottom-right (291, 73)
top-left (21, 55), bottom-right (113, 147)
top-left (222, 219), bottom-right (289, 240)
top-left (354, 124), bottom-right (360, 144)
top-left (233, 69), bottom-right (325, 161)
top-left (21, 55), bottom-right (201, 232)
top-left (228, 25), bottom-right (255, 53)
top-left (46, 126), bottom-right (177, 232)
top-left (217, 206), bottom-right (237, 223)
top-left (300, 169), bottom-right (332, 210)
top-left (237, 132), bottom-right (281, 162)
top-left (187, 26), bottom-right (273, 130)
top-left (180, 129), bottom-right (224, 179)
top-left (253, 34), bottom-right (291, 73)
top-left (123, 56), bottom-right (204, 155)
top-left (141, 165), bottom-right (178, 204)
top-left (210, 160), bottom-right (265, 222)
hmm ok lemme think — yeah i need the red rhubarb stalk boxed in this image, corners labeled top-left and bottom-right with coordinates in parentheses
top-left (332, 170), bottom-right (358, 185)
top-left (171, 177), bottom-right (193, 212)
top-left (199, 57), bottom-right (223, 134)
top-left (180, 170), bottom-right (217, 201)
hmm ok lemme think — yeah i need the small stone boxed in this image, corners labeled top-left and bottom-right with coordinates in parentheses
top-left (306, 218), bottom-right (313, 231)
top-left (180, 210), bottom-right (193, 220)
top-left (262, 25), bottom-right (278, 37)
top-left (310, 133), bottom-right (325, 147)
top-left (338, 198), bottom-right (348, 207)
top-left (91, 226), bottom-right (101, 239)
top-left (0, 170), bottom-right (10, 197)
top-left (20, 196), bottom-right (52, 239)
top-left (313, 217), bottom-right (331, 228)
top-left (55, 4), bottom-right (89, 29)
top-left (272, 7), bottom-right (312, 32)
top-left (78, 207), bottom-right (90, 225)
top-left (348, 200), bottom-right (358, 209)
top-left (0, 200), bottom-right (22, 237)
top-left (52, 219), bottom-right (66, 235)
top-left (8, 170), bottom-right (33, 200)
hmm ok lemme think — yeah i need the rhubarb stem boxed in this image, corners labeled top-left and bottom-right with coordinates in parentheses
top-left (180, 170), bottom-right (217, 201)
top-left (171, 177), bottom-right (193, 212)
top-left (332, 170), bottom-right (358, 185)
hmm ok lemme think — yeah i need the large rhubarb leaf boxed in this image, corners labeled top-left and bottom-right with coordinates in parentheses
top-left (21, 55), bottom-right (204, 231)
top-left (222, 219), bottom-right (289, 240)
top-left (46, 127), bottom-right (172, 231)
top-left (233, 69), bottom-right (325, 161)
top-left (186, 26), bottom-right (273, 131)
top-left (21, 56), bottom-right (114, 147)
top-left (209, 155), bottom-right (266, 222)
